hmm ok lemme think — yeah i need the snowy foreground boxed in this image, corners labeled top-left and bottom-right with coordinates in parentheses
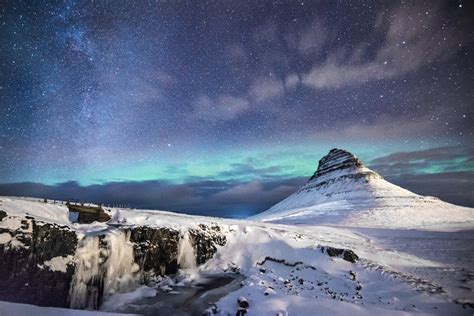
top-left (0, 196), bottom-right (473, 316)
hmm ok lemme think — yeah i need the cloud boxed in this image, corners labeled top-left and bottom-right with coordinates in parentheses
top-left (294, 17), bottom-right (327, 55)
top-left (302, 2), bottom-right (468, 89)
top-left (253, 20), bottom-right (278, 43)
top-left (371, 146), bottom-right (474, 165)
top-left (248, 76), bottom-right (284, 102)
top-left (216, 162), bottom-right (282, 179)
top-left (307, 114), bottom-right (441, 142)
top-left (226, 43), bottom-right (247, 62)
top-left (367, 146), bottom-right (474, 207)
top-left (369, 146), bottom-right (474, 177)
top-left (212, 180), bottom-right (297, 210)
top-left (284, 73), bottom-right (300, 90)
top-left (191, 95), bottom-right (250, 121)
top-left (387, 172), bottom-right (474, 208)
top-left (190, 75), bottom-right (285, 122)
top-left (0, 178), bottom-right (306, 218)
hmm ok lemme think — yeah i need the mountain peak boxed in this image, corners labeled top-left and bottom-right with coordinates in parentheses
top-left (309, 148), bottom-right (368, 182)
top-left (253, 148), bottom-right (473, 229)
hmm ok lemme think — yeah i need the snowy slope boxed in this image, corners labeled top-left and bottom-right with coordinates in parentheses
top-left (252, 148), bottom-right (474, 230)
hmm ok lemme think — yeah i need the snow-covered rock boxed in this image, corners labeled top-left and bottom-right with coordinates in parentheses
top-left (252, 148), bottom-right (474, 230)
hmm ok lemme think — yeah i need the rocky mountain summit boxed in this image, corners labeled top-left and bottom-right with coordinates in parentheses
top-left (308, 148), bottom-right (379, 182)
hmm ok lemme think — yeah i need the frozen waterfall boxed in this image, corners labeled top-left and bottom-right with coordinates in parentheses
top-left (69, 230), bottom-right (140, 309)
top-left (177, 231), bottom-right (199, 280)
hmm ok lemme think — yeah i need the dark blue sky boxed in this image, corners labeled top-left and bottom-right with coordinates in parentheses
top-left (0, 1), bottom-right (473, 216)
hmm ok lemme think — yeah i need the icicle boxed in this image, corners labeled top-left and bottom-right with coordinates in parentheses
top-left (177, 231), bottom-right (199, 281)
top-left (69, 230), bottom-right (140, 309)
top-left (69, 236), bottom-right (102, 309)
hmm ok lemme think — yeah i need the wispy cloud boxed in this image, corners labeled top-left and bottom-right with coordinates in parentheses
top-left (190, 95), bottom-right (250, 122)
top-left (369, 146), bottom-right (474, 176)
top-left (287, 16), bottom-right (327, 55)
top-left (248, 76), bottom-right (284, 102)
top-left (302, 2), bottom-right (467, 89)
top-left (284, 73), bottom-right (300, 90)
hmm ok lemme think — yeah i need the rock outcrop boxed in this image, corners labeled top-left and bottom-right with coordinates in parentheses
top-left (0, 215), bottom-right (77, 307)
top-left (129, 226), bottom-right (180, 279)
top-left (308, 148), bottom-right (381, 182)
top-left (189, 223), bottom-right (227, 265)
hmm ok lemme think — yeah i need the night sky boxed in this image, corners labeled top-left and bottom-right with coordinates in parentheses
top-left (0, 1), bottom-right (473, 217)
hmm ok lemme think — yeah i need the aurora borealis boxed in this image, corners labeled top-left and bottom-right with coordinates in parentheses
top-left (0, 1), bottom-right (473, 216)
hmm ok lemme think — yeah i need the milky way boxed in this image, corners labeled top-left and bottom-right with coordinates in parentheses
top-left (0, 1), bottom-right (473, 216)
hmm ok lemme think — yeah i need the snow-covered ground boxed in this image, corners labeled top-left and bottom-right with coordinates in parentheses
top-left (0, 300), bottom-right (129, 315)
top-left (1, 195), bottom-right (473, 315)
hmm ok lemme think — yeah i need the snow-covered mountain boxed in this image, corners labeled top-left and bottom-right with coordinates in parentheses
top-left (253, 148), bottom-right (474, 229)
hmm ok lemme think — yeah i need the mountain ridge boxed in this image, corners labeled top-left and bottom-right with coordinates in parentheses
top-left (252, 148), bottom-right (473, 229)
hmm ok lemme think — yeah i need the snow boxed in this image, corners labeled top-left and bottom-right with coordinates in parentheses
top-left (0, 196), bottom-right (70, 225)
top-left (0, 232), bottom-right (12, 244)
top-left (1, 195), bottom-right (473, 315)
top-left (43, 255), bottom-right (74, 273)
top-left (0, 301), bottom-right (128, 315)
top-left (200, 224), bottom-right (472, 315)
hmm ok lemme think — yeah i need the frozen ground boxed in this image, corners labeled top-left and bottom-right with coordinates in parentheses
top-left (0, 300), bottom-right (129, 315)
top-left (0, 196), bottom-right (473, 315)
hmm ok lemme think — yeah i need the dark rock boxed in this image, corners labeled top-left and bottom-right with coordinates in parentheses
top-left (0, 210), bottom-right (7, 221)
top-left (203, 305), bottom-right (218, 315)
top-left (236, 308), bottom-right (247, 316)
top-left (349, 270), bottom-right (356, 280)
top-left (309, 148), bottom-right (367, 181)
top-left (0, 217), bottom-right (77, 308)
top-left (237, 296), bottom-right (250, 308)
top-left (128, 226), bottom-right (180, 279)
top-left (189, 224), bottom-right (227, 265)
top-left (322, 246), bottom-right (359, 263)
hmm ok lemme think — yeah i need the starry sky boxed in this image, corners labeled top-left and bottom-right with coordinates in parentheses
top-left (0, 1), bottom-right (473, 217)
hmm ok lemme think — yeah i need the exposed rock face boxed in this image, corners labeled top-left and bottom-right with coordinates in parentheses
top-left (309, 148), bottom-right (366, 181)
top-left (0, 215), bottom-right (77, 307)
top-left (305, 148), bottom-right (382, 192)
top-left (189, 223), bottom-right (227, 265)
top-left (129, 226), bottom-right (180, 278)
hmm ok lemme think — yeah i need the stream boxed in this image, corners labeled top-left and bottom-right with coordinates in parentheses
top-left (116, 274), bottom-right (244, 315)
